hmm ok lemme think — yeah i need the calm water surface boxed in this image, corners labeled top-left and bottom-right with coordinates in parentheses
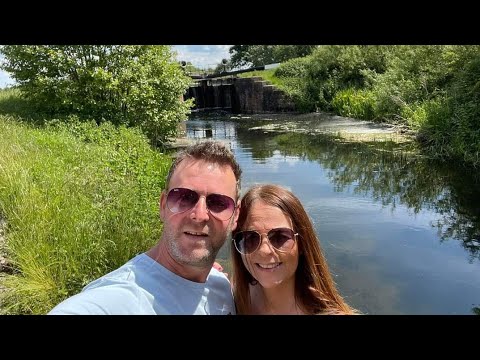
top-left (186, 113), bottom-right (480, 315)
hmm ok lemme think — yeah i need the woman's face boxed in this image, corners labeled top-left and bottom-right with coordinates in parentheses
top-left (240, 200), bottom-right (299, 289)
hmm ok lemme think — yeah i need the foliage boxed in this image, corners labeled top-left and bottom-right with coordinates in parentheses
top-left (374, 46), bottom-right (480, 168)
top-left (0, 45), bottom-right (193, 144)
top-left (305, 45), bottom-right (391, 111)
top-left (332, 88), bottom-right (376, 120)
top-left (416, 49), bottom-right (480, 167)
top-left (0, 117), bottom-right (172, 314)
top-left (0, 87), bottom-right (41, 122)
top-left (372, 45), bottom-right (462, 118)
top-left (280, 78), bottom-right (315, 113)
top-left (229, 45), bottom-right (317, 68)
top-left (274, 56), bottom-right (310, 78)
top-left (270, 57), bottom-right (315, 112)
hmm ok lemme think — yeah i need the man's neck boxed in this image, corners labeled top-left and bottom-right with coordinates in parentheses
top-left (146, 242), bottom-right (211, 283)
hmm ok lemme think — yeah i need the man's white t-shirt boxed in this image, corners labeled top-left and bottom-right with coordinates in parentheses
top-left (48, 253), bottom-right (235, 315)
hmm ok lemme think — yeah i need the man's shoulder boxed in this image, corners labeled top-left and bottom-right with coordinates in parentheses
top-left (48, 280), bottom-right (145, 315)
top-left (208, 267), bottom-right (231, 287)
top-left (81, 253), bottom-right (148, 290)
top-left (47, 255), bottom-right (151, 315)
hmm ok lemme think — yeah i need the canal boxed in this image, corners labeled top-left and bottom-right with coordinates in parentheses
top-left (185, 112), bottom-right (480, 315)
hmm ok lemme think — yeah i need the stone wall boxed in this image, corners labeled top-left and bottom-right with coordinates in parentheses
top-left (233, 77), bottom-right (295, 113)
top-left (187, 76), bottom-right (295, 113)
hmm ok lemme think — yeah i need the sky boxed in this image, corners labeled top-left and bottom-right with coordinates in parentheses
top-left (0, 64), bottom-right (15, 88)
top-left (0, 45), bottom-right (231, 88)
top-left (172, 45), bottom-right (231, 70)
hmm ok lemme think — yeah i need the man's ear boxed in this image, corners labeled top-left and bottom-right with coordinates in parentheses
top-left (159, 190), bottom-right (167, 221)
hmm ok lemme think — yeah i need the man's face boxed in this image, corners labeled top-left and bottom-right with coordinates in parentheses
top-left (160, 158), bottom-right (239, 267)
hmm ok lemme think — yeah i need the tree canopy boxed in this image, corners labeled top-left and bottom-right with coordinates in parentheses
top-left (229, 45), bottom-right (317, 68)
top-left (0, 45), bottom-right (193, 144)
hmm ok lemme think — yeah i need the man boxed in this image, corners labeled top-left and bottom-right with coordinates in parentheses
top-left (49, 140), bottom-right (241, 314)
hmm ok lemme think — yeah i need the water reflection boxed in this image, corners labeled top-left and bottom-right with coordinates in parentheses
top-left (269, 132), bottom-right (480, 263)
top-left (231, 117), bottom-right (480, 263)
top-left (184, 114), bottom-right (480, 314)
top-left (187, 118), bottom-right (236, 140)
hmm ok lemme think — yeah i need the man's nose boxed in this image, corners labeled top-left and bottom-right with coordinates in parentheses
top-left (190, 195), bottom-right (210, 222)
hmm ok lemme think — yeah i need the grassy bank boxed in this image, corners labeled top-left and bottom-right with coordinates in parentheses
top-left (0, 115), bottom-right (172, 314)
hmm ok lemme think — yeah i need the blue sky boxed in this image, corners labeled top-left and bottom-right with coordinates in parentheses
top-left (172, 45), bottom-right (231, 69)
top-left (0, 64), bottom-right (15, 88)
top-left (0, 45), bottom-right (231, 88)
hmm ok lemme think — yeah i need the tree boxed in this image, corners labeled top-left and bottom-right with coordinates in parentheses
top-left (229, 45), bottom-right (317, 68)
top-left (0, 45), bottom-right (193, 144)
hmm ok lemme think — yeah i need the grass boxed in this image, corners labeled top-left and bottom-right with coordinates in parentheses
top-left (237, 69), bottom-right (284, 88)
top-left (0, 114), bottom-right (172, 314)
top-left (0, 87), bottom-right (43, 122)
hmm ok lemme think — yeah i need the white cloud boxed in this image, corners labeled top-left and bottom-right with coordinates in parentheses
top-left (172, 45), bottom-right (232, 69)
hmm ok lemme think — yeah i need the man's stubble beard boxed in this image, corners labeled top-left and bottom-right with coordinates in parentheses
top-left (163, 218), bottom-right (235, 268)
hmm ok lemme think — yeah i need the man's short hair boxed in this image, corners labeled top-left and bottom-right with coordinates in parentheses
top-left (165, 140), bottom-right (242, 199)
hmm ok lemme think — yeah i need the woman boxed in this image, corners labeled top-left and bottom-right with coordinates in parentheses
top-left (231, 184), bottom-right (357, 315)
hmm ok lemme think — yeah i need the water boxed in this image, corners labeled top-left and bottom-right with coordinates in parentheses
top-left (186, 113), bottom-right (480, 315)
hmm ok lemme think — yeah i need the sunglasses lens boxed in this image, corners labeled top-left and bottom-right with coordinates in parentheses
top-left (206, 193), bottom-right (235, 220)
top-left (233, 228), bottom-right (296, 255)
top-left (167, 188), bottom-right (198, 213)
top-left (234, 231), bottom-right (260, 255)
top-left (268, 228), bottom-right (296, 250)
top-left (166, 188), bottom-right (235, 220)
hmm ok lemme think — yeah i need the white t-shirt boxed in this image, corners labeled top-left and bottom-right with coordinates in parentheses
top-left (48, 253), bottom-right (235, 315)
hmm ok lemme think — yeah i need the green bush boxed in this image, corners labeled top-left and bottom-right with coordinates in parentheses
top-left (332, 88), bottom-right (376, 120)
top-left (372, 46), bottom-right (461, 118)
top-left (274, 56), bottom-right (310, 78)
top-left (0, 45), bottom-right (193, 144)
top-left (399, 49), bottom-right (480, 168)
top-left (305, 45), bottom-right (391, 111)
